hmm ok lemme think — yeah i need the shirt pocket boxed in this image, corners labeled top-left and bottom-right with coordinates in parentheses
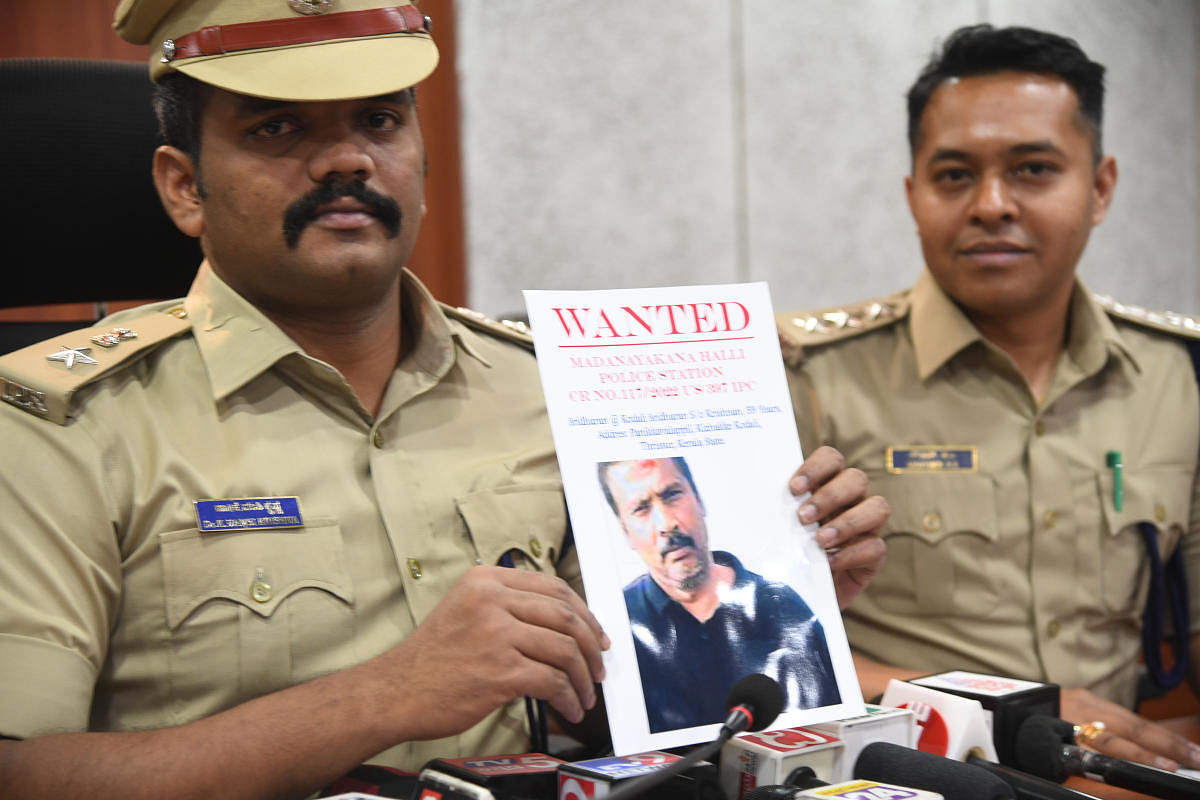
top-left (1094, 467), bottom-right (1191, 616)
top-left (453, 482), bottom-right (567, 734)
top-left (455, 481), bottom-right (566, 573)
top-left (868, 472), bottom-right (1002, 617)
top-left (159, 522), bottom-right (355, 703)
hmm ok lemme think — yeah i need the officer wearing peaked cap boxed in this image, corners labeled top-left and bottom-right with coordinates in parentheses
top-left (0, 3), bottom-right (887, 797)
top-left (780, 23), bottom-right (1200, 771)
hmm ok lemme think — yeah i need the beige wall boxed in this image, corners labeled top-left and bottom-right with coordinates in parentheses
top-left (456, 0), bottom-right (1200, 318)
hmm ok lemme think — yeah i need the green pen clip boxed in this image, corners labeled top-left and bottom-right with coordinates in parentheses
top-left (1106, 450), bottom-right (1123, 511)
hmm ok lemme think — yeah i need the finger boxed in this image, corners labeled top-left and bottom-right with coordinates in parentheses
top-left (814, 494), bottom-right (891, 548)
top-left (827, 531), bottom-right (887, 575)
top-left (528, 662), bottom-right (587, 725)
top-left (790, 446), bottom-right (845, 495)
top-left (1061, 687), bottom-right (1200, 770)
top-left (494, 568), bottom-right (612, 655)
top-left (1098, 715), bottom-right (1200, 770)
top-left (512, 625), bottom-right (596, 721)
top-left (1088, 727), bottom-right (1182, 771)
top-left (512, 594), bottom-right (607, 689)
top-left (798, 467), bottom-right (869, 528)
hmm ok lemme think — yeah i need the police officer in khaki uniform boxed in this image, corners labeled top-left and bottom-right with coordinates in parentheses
top-left (0, 2), bottom-right (888, 797)
top-left (781, 24), bottom-right (1200, 771)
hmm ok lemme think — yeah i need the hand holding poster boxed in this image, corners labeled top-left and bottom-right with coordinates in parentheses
top-left (523, 283), bottom-right (863, 756)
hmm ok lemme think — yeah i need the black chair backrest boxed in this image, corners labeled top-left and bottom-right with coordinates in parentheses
top-left (0, 58), bottom-right (202, 309)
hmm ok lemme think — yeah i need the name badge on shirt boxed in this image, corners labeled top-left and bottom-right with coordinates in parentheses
top-left (194, 496), bottom-right (304, 532)
top-left (886, 446), bottom-right (977, 474)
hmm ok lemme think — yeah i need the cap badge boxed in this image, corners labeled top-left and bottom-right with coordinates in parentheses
top-left (46, 345), bottom-right (98, 369)
top-left (160, 38), bottom-right (177, 63)
top-left (288, 0), bottom-right (334, 14)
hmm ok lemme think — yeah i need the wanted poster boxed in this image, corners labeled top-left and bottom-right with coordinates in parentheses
top-left (523, 283), bottom-right (863, 755)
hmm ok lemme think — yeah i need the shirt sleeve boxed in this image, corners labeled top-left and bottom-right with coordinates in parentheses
top-left (785, 356), bottom-right (828, 456)
top-left (0, 407), bottom-right (120, 737)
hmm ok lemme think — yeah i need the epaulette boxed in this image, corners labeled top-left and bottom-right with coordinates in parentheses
top-left (440, 303), bottom-right (534, 352)
top-left (0, 306), bottom-right (192, 425)
top-left (1092, 294), bottom-right (1200, 341)
top-left (775, 292), bottom-right (911, 365)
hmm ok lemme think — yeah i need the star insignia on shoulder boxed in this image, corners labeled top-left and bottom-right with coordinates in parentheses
top-left (46, 345), bottom-right (98, 369)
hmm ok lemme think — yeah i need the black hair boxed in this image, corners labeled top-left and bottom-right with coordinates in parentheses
top-left (598, 457), bottom-right (701, 518)
top-left (152, 71), bottom-right (212, 196)
top-left (152, 72), bottom-right (211, 166)
top-left (907, 24), bottom-right (1106, 163)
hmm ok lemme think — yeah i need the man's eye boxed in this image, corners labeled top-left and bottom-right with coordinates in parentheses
top-left (252, 119), bottom-right (298, 138)
top-left (365, 111), bottom-right (401, 130)
top-left (935, 167), bottom-right (971, 184)
top-left (1015, 161), bottom-right (1056, 178)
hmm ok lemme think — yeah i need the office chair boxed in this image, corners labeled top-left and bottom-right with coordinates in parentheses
top-left (0, 58), bottom-right (201, 354)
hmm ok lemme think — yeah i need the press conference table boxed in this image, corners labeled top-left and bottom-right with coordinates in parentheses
top-left (1064, 715), bottom-right (1199, 799)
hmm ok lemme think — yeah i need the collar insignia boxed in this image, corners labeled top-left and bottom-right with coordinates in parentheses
top-left (46, 345), bottom-right (98, 369)
top-left (90, 327), bottom-right (138, 348)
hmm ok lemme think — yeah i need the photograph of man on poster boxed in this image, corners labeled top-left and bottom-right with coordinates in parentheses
top-left (598, 456), bottom-right (842, 732)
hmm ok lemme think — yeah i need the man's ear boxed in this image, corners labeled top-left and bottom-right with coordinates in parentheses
top-left (904, 173), bottom-right (917, 224)
top-left (1091, 154), bottom-right (1118, 226)
top-left (152, 145), bottom-right (204, 238)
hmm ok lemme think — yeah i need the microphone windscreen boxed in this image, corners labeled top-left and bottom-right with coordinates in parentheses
top-left (1014, 714), bottom-right (1074, 782)
top-left (854, 741), bottom-right (1013, 800)
top-left (727, 674), bottom-right (786, 732)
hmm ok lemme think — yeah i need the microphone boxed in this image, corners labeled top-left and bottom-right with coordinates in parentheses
top-left (412, 753), bottom-right (565, 799)
top-left (1015, 714), bottom-right (1200, 800)
top-left (964, 755), bottom-right (1104, 800)
top-left (600, 674), bottom-right (785, 800)
top-left (882, 676), bottom-right (1102, 799)
top-left (721, 704), bottom-right (919, 795)
top-left (743, 764), bottom-right (947, 799)
top-left (854, 741), bottom-right (1014, 800)
top-left (905, 671), bottom-right (1060, 767)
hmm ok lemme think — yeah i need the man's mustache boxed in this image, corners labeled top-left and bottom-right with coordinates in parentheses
top-left (282, 179), bottom-right (403, 248)
top-left (659, 532), bottom-right (697, 559)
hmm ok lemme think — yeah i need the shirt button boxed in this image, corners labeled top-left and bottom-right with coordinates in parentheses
top-left (407, 558), bottom-right (423, 579)
top-left (922, 512), bottom-right (942, 533)
top-left (1047, 619), bottom-right (1060, 638)
top-left (1043, 511), bottom-right (1058, 529)
top-left (1034, 420), bottom-right (1046, 436)
top-left (1155, 504), bottom-right (1167, 523)
top-left (372, 429), bottom-right (384, 449)
top-left (250, 568), bottom-right (272, 602)
top-left (250, 568), bottom-right (273, 603)
top-left (529, 537), bottom-right (544, 558)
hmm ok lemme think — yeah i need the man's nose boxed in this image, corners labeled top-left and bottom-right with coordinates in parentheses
top-left (308, 136), bottom-right (375, 184)
top-left (968, 172), bottom-right (1018, 226)
top-left (649, 502), bottom-right (673, 535)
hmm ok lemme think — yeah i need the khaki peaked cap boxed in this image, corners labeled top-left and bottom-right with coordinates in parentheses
top-left (114, 0), bottom-right (438, 101)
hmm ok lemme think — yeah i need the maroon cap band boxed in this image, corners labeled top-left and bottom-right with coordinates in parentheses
top-left (162, 5), bottom-right (430, 63)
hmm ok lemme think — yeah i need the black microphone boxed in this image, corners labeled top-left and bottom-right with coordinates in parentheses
top-left (602, 674), bottom-right (785, 800)
top-left (965, 754), bottom-right (1103, 800)
top-left (743, 764), bottom-right (948, 799)
top-left (1015, 714), bottom-right (1200, 800)
top-left (854, 740), bottom-right (1014, 800)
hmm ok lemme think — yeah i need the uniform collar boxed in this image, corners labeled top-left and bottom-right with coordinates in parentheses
top-left (909, 268), bottom-right (1139, 381)
top-left (1065, 280), bottom-right (1141, 376)
top-left (186, 261), bottom-right (466, 402)
top-left (909, 269), bottom-right (983, 380)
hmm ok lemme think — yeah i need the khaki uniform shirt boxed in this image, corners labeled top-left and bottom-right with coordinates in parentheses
top-left (0, 263), bottom-right (575, 770)
top-left (780, 270), bottom-right (1200, 707)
